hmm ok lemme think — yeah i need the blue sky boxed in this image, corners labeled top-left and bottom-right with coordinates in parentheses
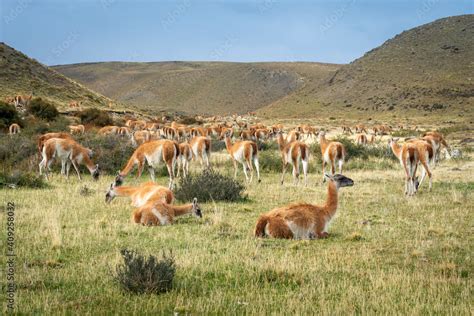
top-left (0, 0), bottom-right (472, 65)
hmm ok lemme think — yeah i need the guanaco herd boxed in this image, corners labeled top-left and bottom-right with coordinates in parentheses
top-left (6, 114), bottom-right (453, 239)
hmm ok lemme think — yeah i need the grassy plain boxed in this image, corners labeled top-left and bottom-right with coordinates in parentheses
top-left (1, 141), bottom-right (473, 314)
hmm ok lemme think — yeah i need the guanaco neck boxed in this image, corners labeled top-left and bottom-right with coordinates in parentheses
top-left (113, 186), bottom-right (138, 197)
top-left (319, 134), bottom-right (329, 152)
top-left (120, 150), bottom-right (139, 177)
top-left (323, 180), bottom-right (339, 217)
top-left (390, 142), bottom-right (402, 157)
top-left (277, 134), bottom-right (286, 152)
top-left (171, 203), bottom-right (194, 217)
top-left (75, 146), bottom-right (96, 173)
top-left (224, 136), bottom-right (233, 154)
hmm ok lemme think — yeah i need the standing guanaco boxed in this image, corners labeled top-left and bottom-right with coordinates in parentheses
top-left (318, 131), bottom-right (345, 182)
top-left (39, 138), bottom-right (100, 180)
top-left (105, 182), bottom-right (174, 207)
top-left (221, 130), bottom-right (261, 183)
top-left (275, 131), bottom-right (310, 186)
top-left (406, 139), bottom-right (434, 191)
top-left (177, 142), bottom-right (193, 178)
top-left (355, 134), bottom-right (368, 145)
top-left (388, 138), bottom-right (419, 196)
top-left (255, 174), bottom-right (354, 239)
top-left (132, 198), bottom-right (202, 226)
top-left (189, 136), bottom-right (211, 169)
top-left (37, 132), bottom-right (74, 156)
top-left (115, 139), bottom-right (179, 189)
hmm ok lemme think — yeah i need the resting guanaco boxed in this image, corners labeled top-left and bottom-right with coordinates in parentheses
top-left (221, 130), bottom-right (261, 183)
top-left (98, 125), bottom-right (119, 135)
top-left (177, 142), bottom-right (193, 178)
top-left (105, 182), bottom-right (174, 207)
top-left (39, 138), bottom-right (99, 180)
top-left (389, 138), bottom-right (419, 196)
top-left (132, 198), bottom-right (202, 226)
top-left (275, 131), bottom-right (310, 186)
top-left (9, 123), bottom-right (20, 135)
top-left (189, 136), bottom-right (211, 169)
top-left (118, 127), bottom-right (131, 137)
top-left (115, 139), bottom-right (179, 189)
top-left (318, 131), bottom-right (345, 182)
top-left (255, 174), bottom-right (354, 239)
top-left (69, 124), bottom-right (85, 135)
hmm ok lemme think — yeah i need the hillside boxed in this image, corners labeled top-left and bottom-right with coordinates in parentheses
top-left (0, 43), bottom-right (111, 109)
top-left (260, 14), bottom-right (474, 119)
top-left (53, 61), bottom-right (339, 115)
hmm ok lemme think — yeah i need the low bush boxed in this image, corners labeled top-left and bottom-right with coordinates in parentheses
top-left (259, 150), bottom-right (282, 173)
top-left (175, 169), bottom-right (245, 202)
top-left (0, 170), bottom-right (47, 189)
top-left (178, 116), bottom-right (200, 125)
top-left (76, 134), bottom-right (135, 174)
top-left (22, 116), bottom-right (70, 136)
top-left (0, 133), bottom-right (38, 171)
top-left (0, 102), bottom-right (23, 130)
top-left (78, 108), bottom-right (113, 127)
top-left (211, 139), bottom-right (227, 152)
top-left (114, 249), bottom-right (175, 295)
top-left (26, 98), bottom-right (59, 121)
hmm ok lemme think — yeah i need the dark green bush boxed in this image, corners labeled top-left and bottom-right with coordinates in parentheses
top-left (0, 170), bottom-right (47, 189)
top-left (0, 133), bottom-right (38, 171)
top-left (26, 98), bottom-right (59, 121)
top-left (211, 140), bottom-right (227, 152)
top-left (114, 249), bottom-right (175, 295)
top-left (259, 150), bottom-right (282, 173)
top-left (178, 116), bottom-right (200, 125)
top-left (78, 108), bottom-right (113, 127)
top-left (76, 134), bottom-right (135, 174)
top-left (175, 169), bottom-right (245, 202)
top-left (0, 101), bottom-right (23, 130)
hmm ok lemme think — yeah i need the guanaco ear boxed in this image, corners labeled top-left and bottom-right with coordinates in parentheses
top-left (193, 197), bottom-right (197, 205)
top-left (324, 173), bottom-right (333, 180)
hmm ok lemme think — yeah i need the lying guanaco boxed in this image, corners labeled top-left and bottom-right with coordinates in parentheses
top-left (115, 139), bottom-right (179, 189)
top-left (318, 131), bottom-right (345, 182)
top-left (98, 125), bottom-right (119, 135)
top-left (275, 131), bottom-right (309, 186)
top-left (39, 138), bottom-right (99, 180)
top-left (255, 174), bottom-right (354, 239)
top-left (132, 197), bottom-right (202, 226)
top-left (105, 182), bottom-right (174, 207)
top-left (221, 130), bottom-right (261, 183)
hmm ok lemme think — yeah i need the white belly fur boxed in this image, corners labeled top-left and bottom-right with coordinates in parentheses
top-left (146, 145), bottom-right (163, 167)
top-left (151, 208), bottom-right (169, 225)
top-left (286, 221), bottom-right (314, 239)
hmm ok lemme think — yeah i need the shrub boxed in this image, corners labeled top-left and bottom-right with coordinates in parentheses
top-left (22, 116), bottom-right (70, 136)
top-left (259, 150), bottom-right (282, 173)
top-left (175, 169), bottom-right (245, 202)
top-left (0, 133), bottom-right (38, 171)
top-left (26, 98), bottom-right (59, 121)
top-left (178, 116), bottom-right (200, 125)
top-left (211, 140), bottom-right (227, 152)
top-left (78, 108), bottom-right (113, 127)
top-left (0, 170), bottom-right (47, 189)
top-left (0, 101), bottom-right (22, 130)
top-left (75, 134), bottom-right (135, 174)
top-left (114, 249), bottom-right (175, 295)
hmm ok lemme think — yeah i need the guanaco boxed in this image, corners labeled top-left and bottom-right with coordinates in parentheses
top-left (318, 131), bottom-right (345, 182)
top-left (355, 134), bottom-right (368, 145)
top-left (39, 138), bottom-right (99, 180)
top-left (115, 139), bottom-right (179, 189)
top-left (189, 136), bottom-right (211, 169)
top-left (132, 197), bottom-right (202, 226)
top-left (388, 138), bottom-right (419, 196)
top-left (177, 142), bottom-right (193, 178)
top-left (69, 124), bottom-right (85, 135)
top-left (221, 130), bottom-right (261, 183)
top-left (255, 174), bottom-right (354, 239)
top-left (98, 125), bottom-right (119, 135)
top-left (9, 123), bottom-right (20, 135)
top-left (406, 139), bottom-right (434, 191)
top-left (131, 130), bottom-right (151, 147)
top-left (105, 182), bottom-right (174, 207)
top-left (275, 131), bottom-right (310, 186)
top-left (37, 132), bottom-right (74, 156)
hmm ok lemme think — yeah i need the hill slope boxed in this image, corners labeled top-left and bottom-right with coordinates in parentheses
top-left (260, 14), bottom-right (474, 119)
top-left (0, 43), bottom-right (111, 109)
top-left (54, 61), bottom-right (339, 115)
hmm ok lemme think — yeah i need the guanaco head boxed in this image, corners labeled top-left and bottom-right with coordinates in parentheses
top-left (114, 171), bottom-right (124, 186)
top-left (192, 197), bottom-right (202, 218)
top-left (325, 173), bottom-right (354, 189)
top-left (219, 129), bottom-right (233, 140)
top-left (92, 164), bottom-right (100, 180)
top-left (105, 183), bottom-right (116, 204)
